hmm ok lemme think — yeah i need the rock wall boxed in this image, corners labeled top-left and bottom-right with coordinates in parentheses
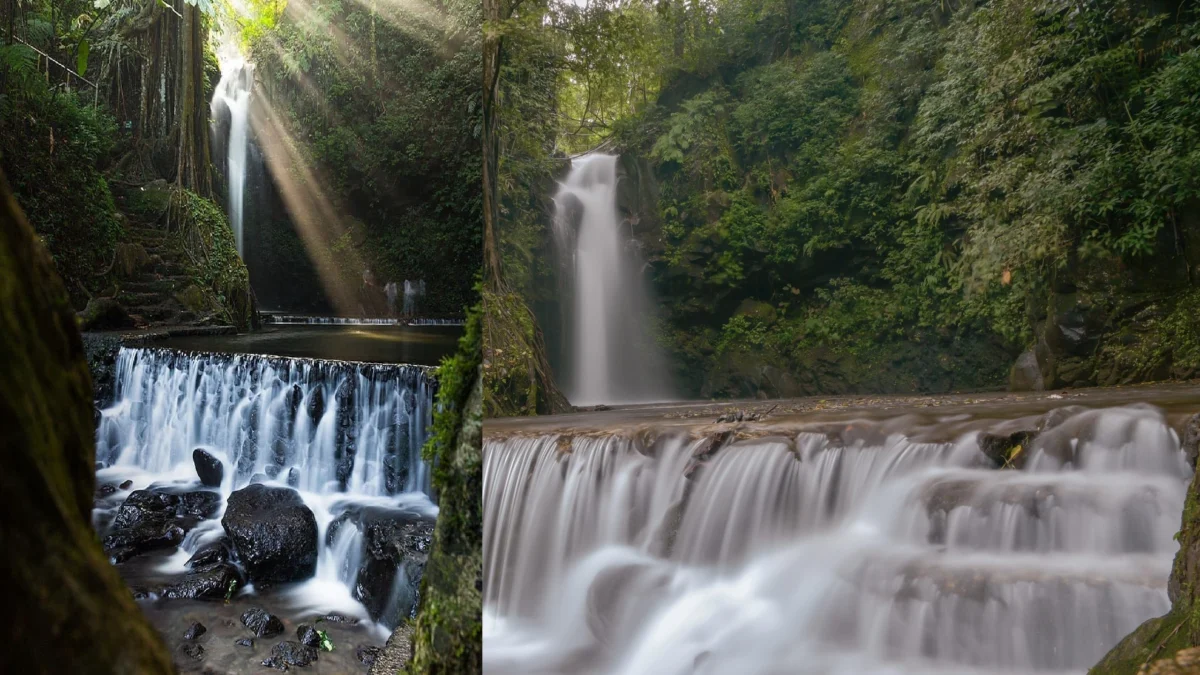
top-left (405, 305), bottom-right (482, 673)
top-left (0, 171), bottom-right (173, 673)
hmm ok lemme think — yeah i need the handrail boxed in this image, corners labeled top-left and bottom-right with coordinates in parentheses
top-left (6, 33), bottom-right (99, 89)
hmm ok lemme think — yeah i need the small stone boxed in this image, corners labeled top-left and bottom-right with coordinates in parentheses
top-left (181, 642), bottom-right (205, 660)
top-left (183, 622), bottom-right (207, 640)
top-left (119, 479), bottom-right (133, 490)
top-left (193, 448), bottom-right (224, 487)
top-left (234, 637), bottom-right (255, 648)
top-left (268, 641), bottom-right (318, 667)
top-left (318, 612), bottom-right (359, 625)
top-left (97, 484), bottom-right (117, 497)
top-left (296, 624), bottom-right (319, 648)
top-left (240, 607), bottom-right (284, 638)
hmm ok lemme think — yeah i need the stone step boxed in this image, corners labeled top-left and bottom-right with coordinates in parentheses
top-left (116, 291), bottom-right (167, 306)
top-left (122, 279), bottom-right (183, 294)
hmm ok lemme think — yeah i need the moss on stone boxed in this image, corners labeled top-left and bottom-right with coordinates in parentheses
top-left (405, 301), bottom-right (482, 674)
top-left (0, 171), bottom-right (174, 673)
top-left (172, 189), bottom-right (258, 330)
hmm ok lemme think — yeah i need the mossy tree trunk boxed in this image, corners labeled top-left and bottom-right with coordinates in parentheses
top-left (0, 169), bottom-right (174, 674)
top-left (174, 1), bottom-right (211, 196)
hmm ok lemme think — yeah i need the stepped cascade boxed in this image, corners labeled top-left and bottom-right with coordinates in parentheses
top-left (553, 154), bottom-right (671, 405)
top-left (483, 400), bottom-right (1196, 675)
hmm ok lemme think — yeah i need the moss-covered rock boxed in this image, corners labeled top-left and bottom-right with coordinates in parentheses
top-left (0, 172), bottom-right (173, 673)
top-left (404, 303), bottom-right (482, 674)
top-left (172, 189), bottom-right (258, 331)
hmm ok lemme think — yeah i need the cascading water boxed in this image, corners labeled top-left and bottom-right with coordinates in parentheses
top-left (483, 402), bottom-right (1196, 674)
top-left (211, 42), bottom-right (254, 256)
top-left (553, 154), bottom-right (671, 405)
top-left (95, 346), bottom-right (437, 631)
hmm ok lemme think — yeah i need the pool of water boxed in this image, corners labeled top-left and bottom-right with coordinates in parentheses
top-left (156, 324), bottom-right (462, 365)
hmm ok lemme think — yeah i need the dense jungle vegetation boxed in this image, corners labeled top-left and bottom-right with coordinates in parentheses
top-left (0, 0), bottom-right (479, 320)
top-left (489, 0), bottom-right (1200, 405)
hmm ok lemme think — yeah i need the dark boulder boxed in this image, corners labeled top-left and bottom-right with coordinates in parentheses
top-left (112, 489), bottom-right (179, 529)
top-left (186, 538), bottom-right (232, 570)
top-left (240, 607), bottom-right (285, 638)
top-left (296, 624), bottom-right (319, 648)
top-left (192, 449), bottom-right (224, 487)
top-left (356, 644), bottom-right (382, 667)
top-left (103, 520), bottom-right (186, 561)
top-left (183, 622), bottom-right (206, 640)
top-left (264, 641), bottom-right (318, 669)
top-left (178, 490), bottom-right (221, 519)
top-left (222, 484), bottom-right (318, 585)
top-left (328, 505), bottom-right (434, 623)
top-left (161, 563), bottom-right (241, 601)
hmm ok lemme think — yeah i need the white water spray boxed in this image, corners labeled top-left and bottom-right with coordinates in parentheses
top-left (211, 41), bottom-right (253, 256)
top-left (554, 154), bottom-right (671, 405)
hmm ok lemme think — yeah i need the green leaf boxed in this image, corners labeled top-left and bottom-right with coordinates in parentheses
top-left (317, 630), bottom-right (334, 652)
top-left (76, 39), bottom-right (89, 76)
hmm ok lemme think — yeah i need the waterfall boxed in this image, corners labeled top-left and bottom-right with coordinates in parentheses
top-left (211, 42), bottom-right (254, 257)
top-left (483, 404), bottom-right (1192, 674)
top-left (97, 347), bottom-right (435, 495)
top-left (553, 154), bottom-right (671, 405)
top-left (402, 279), bottom-right (426, 316)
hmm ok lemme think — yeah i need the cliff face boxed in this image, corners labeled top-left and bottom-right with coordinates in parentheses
top-left (0, 171), bottom-right (173, 673)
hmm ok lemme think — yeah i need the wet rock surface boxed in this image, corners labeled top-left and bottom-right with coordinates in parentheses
top-left (193, 448), bottom-right (224, 487)
top-left (222, 484), bottom-right (318, 586)
top-left (327, 505), bottom-right (435, 623)
top-left (263, 641), bottom-right (318, 669)
top-left (296, 624), bottom-right (320, 648)
top-left (184, 622), bottom-right (207, 640)
top-left (103, 488), bottom-right (223, 562)
top-left (240, 607), bottom-right (285, 638)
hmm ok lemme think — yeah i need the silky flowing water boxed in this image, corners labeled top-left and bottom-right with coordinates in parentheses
top-left (92, 333), bottom-right (446, 655)
top-left (483, 388), bottom-right (1200, 675)
top-left (553, 154), bottom-right (671, 405)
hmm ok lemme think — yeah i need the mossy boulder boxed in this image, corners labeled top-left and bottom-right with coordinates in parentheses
top-left (0, 172), bottom-right (173, 673)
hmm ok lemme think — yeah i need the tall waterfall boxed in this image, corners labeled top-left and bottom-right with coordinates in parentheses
top-left (483, 404), bottom-right (1192, 674)
top-left (553, 154), bottom-right (671, 405)
top-left (211, 43), bottom-right (254, 256)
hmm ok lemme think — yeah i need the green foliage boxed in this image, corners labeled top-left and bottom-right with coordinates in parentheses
top-left (0, 85), bottom-right (121, 297)
top-left (173, 189), bottom-right (256, 330)
top-left (316, 629), bottom-right (334, 652)
top-left (499, 0), bottom-right (1200, 398)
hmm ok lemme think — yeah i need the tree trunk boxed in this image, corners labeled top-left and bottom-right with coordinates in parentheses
top-left (482, 0), bottom-right (504, 292)
top-left (0, 169), bottom-right (175, 674)
top-left (175, 1), bottom-right (211, 196)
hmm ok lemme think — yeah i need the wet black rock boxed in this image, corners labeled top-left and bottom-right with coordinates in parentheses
top-left (112, 489), bottom-right (179, 528)
top-left (265, 641), bottom-right (317, 668)
top-left (235, 638), bottom-right (255, 648)
top-left (183, 622), bottom-right (207, 640)
top-left (222, 484), bottom-right (318, 586)
top-left (186, 538), bottom-right (232, 570)
top-left (161, 562), bottom-right (241, 601)
top-left (287, 467), bottom-right (300, 488)
top-left (181, 642), bottom-right (205, 660)
top-left (316, 612), bottom-right (358, 625)
top-left (240, 607), bottom-right (285, 638)
top-left (296, 624), bottom-right (319, 648)
top-left (327, 505), bottom-right (435, 623)
top-left (96, 483), bottom-right (117, 497)
top-left (192, 448), bottom-right (224, 487)
top-left (178, 490), bottom-right (221, 519)
top-left (119, 479), bottom-right (133, 490)
top-left (103, 520), bottom-right (185, 561)
top-left (356, 645), bottom-right (382, 667)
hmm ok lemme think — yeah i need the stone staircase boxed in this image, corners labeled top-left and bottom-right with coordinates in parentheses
top-left (112, 222), bottom-right (210, 327)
